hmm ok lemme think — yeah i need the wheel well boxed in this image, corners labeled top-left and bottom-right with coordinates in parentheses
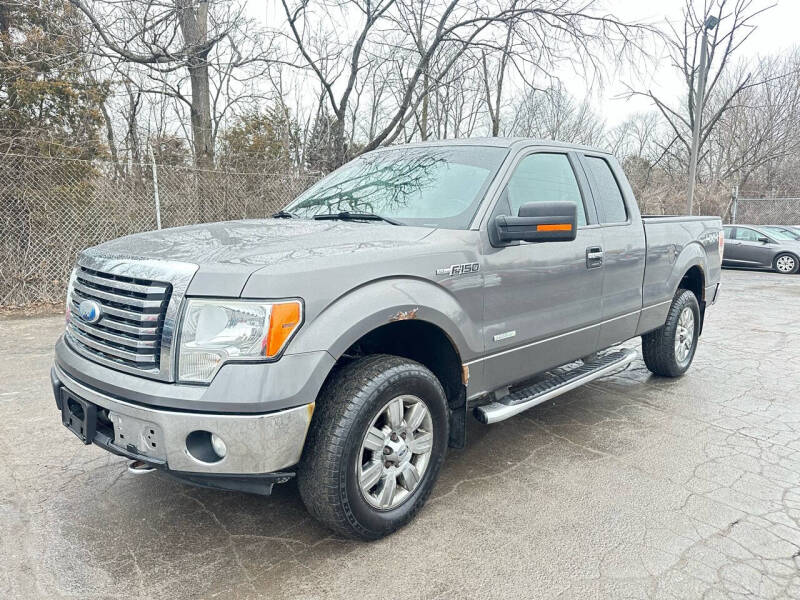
top-left (679, 265), bottom-right (705, 303)
top-left (340, 320), bottom-right (463, 409)
top-left (679, 265), bottom-right (706, 335)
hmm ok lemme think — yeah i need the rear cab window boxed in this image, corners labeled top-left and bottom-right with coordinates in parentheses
top-left (582, 156), bottom-right (627, 224)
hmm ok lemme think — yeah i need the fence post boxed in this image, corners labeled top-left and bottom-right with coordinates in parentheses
top-left (149, 146), bottom-right (162, 230)
top-left (731, 185), bottom-right (738, 224)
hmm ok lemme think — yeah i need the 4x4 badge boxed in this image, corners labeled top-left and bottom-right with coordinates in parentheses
top-left (436, 263), bottom-right (480, 276)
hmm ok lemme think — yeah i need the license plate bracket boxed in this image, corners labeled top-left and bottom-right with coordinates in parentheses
top-left (61, 390), bottom-right (97, 445)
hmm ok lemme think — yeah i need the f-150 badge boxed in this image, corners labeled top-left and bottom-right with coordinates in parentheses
top-left (436, 262), bottom-right (480, 276)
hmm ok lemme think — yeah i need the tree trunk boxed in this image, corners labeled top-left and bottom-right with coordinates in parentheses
top-left (176, 0), bottom-right (214, 169)
top-left (420, 74), bottom-right (429, 141)
top-left (331, 113), bottom-right (347, 169)
top-left (100, 100), bottom-right (123, 180)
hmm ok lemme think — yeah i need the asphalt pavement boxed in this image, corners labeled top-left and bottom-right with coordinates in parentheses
top-left (1, 268), bottom-right (799, 599)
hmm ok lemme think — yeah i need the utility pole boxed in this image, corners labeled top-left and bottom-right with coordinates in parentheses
top-left (687, 15), bottom-right (719, 215)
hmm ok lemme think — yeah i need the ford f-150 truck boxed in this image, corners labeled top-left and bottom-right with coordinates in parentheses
top-left (52, 138), bottom-right (723, 539)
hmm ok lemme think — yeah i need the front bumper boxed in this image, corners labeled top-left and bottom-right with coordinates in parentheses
top-left (52, 364), bottom-right (314, 480)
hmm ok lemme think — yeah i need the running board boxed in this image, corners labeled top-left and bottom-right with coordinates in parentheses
top-left (474, 348), bottom-right (637, 425)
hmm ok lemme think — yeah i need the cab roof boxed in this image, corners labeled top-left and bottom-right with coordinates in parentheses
top-left (371, 137), bottom-right (612, 155)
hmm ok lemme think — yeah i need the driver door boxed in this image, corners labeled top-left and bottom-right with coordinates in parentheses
top-left (479, 150), bottom-right (605, 391)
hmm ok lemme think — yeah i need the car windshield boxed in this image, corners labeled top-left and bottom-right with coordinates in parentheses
top-left (762, 226), bottom-right (800, 241)
top-left (284, 146), bottom-right (508, 229)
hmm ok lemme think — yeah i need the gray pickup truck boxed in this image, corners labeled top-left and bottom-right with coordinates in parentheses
top-left (52, 138), bottom-right (722, 539)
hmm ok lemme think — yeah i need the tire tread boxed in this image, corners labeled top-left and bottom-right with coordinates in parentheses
top-left (297, 354), bottom-right (447, 539)
top-left (641, 289), bottom-right (699, 378)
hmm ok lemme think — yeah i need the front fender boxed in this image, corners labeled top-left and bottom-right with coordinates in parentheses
top-left (286, 277), bottom-right (482, 362)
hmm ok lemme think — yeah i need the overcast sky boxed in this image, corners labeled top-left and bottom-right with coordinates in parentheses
top-left (586, 0), bottom-right (800, 125)
top-left (259, 0), bottom-right (799, 129)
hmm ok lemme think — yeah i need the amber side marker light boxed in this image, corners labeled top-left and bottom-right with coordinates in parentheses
top-left (536, 223), bottom-right (572, 232)
top-left (264, 301), bottom-right (302, 357)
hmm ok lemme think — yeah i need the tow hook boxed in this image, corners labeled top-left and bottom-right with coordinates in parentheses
top-left (127, 459), bottom-right (156, 474)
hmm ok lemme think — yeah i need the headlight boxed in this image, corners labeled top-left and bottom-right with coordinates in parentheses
top-left (178, 299), bottom-right (302, 383)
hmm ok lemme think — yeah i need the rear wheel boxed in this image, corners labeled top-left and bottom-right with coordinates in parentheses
top-left (773, 253), bottom-right (799, 274)
top-left (641, 289), bottom-right (700, 377)
top-left (297, 355), bottom-right (449, 540)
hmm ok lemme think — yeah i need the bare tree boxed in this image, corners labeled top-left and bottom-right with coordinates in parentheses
top-left (508, 85), bottom-right (605, 145)
top-left (625, 0), bottom-right (774, 193)
top-left (69, 0), bottom-right (271, 168)
top-left (704, 51), bottom-right (800, 189)
top-left (278, 0), bottom-right (648, 168)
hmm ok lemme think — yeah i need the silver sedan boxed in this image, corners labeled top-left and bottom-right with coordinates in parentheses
top-left (722, 224), bottom-right (800, 274)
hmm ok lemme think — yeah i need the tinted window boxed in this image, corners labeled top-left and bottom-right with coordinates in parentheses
top-left (736, 228), bottom-right (761, 242)
top-left (504, 153), bottom-right (587, 226)
top-left (286, 146), bottom-right (508, 229)
top-left (583, 156), bottom-right (627, 223)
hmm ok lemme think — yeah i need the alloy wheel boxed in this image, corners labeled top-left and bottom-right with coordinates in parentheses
top-left (356, 395), bottom-right (434, 510)
top-left (674, 306), bottom-right (695, 365)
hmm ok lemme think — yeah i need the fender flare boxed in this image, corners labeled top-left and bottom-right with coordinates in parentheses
top-left (669, 242), bottom-right (708, 299)
top-left (287, 277), bottom-right (480, 363)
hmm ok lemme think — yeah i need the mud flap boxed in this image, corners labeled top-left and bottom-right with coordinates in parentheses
top-left (448, 385), bottom-right (467, 449)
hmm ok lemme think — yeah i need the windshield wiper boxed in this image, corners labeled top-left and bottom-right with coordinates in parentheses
top-left (271, 210), bottom-right (295, 218)
top-left (312, 211), bottom-right (404, 226)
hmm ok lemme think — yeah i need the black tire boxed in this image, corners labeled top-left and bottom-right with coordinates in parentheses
top-left (641, 289), bottom-right (700, 378)
top-left (297, 355), bottom-right (449, 540)
top-left (773, 253), bottom-right (799, 275)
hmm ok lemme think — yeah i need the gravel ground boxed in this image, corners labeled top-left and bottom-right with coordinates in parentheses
top-left (1, 268), bottom-right (799, 600)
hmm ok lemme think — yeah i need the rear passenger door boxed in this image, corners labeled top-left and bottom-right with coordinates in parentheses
top-left (579, 154), bottom-right (646, 349)
top-left (722, 226), bottom-right (742, 263)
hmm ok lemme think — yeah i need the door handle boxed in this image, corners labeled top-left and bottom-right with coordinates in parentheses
top-left (586, 246), bottom-right (604, 268)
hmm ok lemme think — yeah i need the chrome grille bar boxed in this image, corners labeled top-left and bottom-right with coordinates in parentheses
top-left (67, 324), bottom-right (158, 365)
top-left (72, 280), bottom-right (165, 310)
top-left (75, 270), bottom-right (169, 296)
top-left (70, 292), bottom-right (160, 323)
top-left (69, 319), bottom-right (159, 350)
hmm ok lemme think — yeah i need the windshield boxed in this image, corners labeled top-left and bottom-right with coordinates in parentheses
top-left (285, 146), bottom-right (508, 229)
top-left (762, 226), bottom-right (800, 241)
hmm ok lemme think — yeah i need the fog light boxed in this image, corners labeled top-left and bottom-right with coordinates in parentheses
top-left (210, 433), bottom-right (227, 458)
top-left (185, 430), bottom-right (226, 464)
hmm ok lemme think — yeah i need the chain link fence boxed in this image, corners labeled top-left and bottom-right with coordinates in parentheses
top-left (731, 193), bottom-right (800, 226)
top-left (0, 154), bottom-right (320, 308)
top-left (5, 154), bottom-right (800, 309)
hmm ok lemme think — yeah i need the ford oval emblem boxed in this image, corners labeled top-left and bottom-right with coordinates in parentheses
top-left (78, 299), bottom-right (102, 323)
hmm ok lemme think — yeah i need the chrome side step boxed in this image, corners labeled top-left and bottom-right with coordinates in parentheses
top-left (474, 348), bottom-right (637, 425)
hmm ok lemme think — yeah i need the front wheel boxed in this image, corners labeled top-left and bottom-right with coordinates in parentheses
top-left (641, 289), bottom-right (700, 377)
top-left (774, 253), bottom-right (799, 274)
top-left (297, 355), bottom-right (449, 540)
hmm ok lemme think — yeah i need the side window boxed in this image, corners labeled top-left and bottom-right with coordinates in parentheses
top-left (504, 153), bottom-right (587, 226)
top-left (723, 226), bottom-right (735, 240)
top-left (583, 156), bottom-right (627, 224)
top-left (736, 228), bottom-right (760, 242)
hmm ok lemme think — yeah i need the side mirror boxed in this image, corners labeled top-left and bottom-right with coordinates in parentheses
top-left (758, 236), bottom-right (770, 244)
top-left (492, 201), bottom-right (578, 244)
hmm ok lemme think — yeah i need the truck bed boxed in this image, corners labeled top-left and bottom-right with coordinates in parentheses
top-left (640, 215), bottom-right (723, 328)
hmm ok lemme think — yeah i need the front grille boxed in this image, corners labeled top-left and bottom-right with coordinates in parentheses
top-left (66, 266), bottom-right (172, 372)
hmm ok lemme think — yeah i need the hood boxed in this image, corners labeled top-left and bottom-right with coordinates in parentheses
top-left (82, 218), bottom-right (437, 295)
